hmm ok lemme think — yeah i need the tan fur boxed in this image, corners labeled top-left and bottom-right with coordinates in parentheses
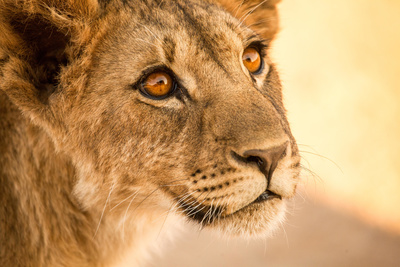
top-left (0, 0), bottom-right (300, 266)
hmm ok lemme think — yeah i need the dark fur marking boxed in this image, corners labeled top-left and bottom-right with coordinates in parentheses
top-left (0, 55), bottom-right (9, 68)
top-left (174, 1), bottom-right (231, 76)
top-left (291, 162), bottom-right (300, 168)
top-left (174, 84), bottom-right (193, 103)
top-left (163, 36), bottom-right (176, 63)
top-left (0, 56), bottom-right (10, 77)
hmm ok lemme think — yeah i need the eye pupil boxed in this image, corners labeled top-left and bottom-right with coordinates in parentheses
top-left (242, 47), bottom-right (262, 74)
top-left (244, 55), bottom-right (253, 62)
top-left (141, 71), bottom-right (174, 98)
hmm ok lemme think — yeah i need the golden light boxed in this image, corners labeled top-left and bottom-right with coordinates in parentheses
top-left (272, 0), bottom-right (400, 234)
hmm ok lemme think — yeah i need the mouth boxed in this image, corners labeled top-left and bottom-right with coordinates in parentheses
top-left (252, 189), bottom-right (282, 204)
top-left (181, 188), bottom-right (282, 224)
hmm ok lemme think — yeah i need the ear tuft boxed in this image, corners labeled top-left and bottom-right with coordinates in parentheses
top-left (216, 0), bottom-right (281, 40)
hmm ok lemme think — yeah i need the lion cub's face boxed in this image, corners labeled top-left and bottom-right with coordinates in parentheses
top-left (51, 0), bottom-right (300, 237)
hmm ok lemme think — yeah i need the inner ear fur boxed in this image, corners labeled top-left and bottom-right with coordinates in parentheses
top-left (9, 13), bottom-right (70, 102)
top-left (0, 0), bottom-right (99, 120)
top-left (215, 0), bottom-right (281, 40)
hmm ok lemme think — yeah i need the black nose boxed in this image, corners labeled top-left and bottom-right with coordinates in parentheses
top-left (241, 143), bottom-right (287, 186)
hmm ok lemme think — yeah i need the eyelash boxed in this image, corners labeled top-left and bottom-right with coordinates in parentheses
top-left (249, 41), bottom-right (267, 56)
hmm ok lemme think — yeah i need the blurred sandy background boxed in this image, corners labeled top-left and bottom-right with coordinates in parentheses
top-left (149, 0), bottom-right (400, 266)
top-left (275, 0), bottom-right (400, 234)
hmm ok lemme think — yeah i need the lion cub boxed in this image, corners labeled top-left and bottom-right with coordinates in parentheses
top-left (0, 0), bottom-right (300, 266)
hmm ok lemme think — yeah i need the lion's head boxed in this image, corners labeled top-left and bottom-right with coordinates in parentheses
top-left (0, 0), bottom-right (300, 239)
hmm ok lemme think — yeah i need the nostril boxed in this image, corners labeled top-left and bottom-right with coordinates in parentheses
top-left (245, 156), bottom-right (264, 167)
top-left (239, 142), bottom-right (288, 186)
top-left (230, 152), bottom-right (264, 168)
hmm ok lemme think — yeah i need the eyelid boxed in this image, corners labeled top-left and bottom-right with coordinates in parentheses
top-left (247, 41), bottom-right (267, 56)
top-left (243, 33), bottom-right (268, 48)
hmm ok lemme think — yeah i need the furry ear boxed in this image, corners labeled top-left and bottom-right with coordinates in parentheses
top-left (215, 0), bottom-right (281, 40)
top-left (0, 0), bottom-right (99, 123)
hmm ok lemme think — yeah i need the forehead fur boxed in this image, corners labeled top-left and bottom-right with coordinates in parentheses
top-left (92, 1), bottom-right (256, 68)
top-left (85, 0), bottom-right (265, 103)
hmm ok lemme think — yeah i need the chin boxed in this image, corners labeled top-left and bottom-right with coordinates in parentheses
top-left (189, 198), bottom-right (287, 239)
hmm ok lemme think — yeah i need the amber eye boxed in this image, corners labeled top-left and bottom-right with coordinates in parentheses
top-left (140, 71), bottom-right (175, 99)
top-left (242, 47), bottom-right (263, 74)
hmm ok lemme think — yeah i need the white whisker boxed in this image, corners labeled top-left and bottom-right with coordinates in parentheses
top-left (136, 22), bottom-right (162, 42)
top-left (135, 38), bottom-right (159, 48)
top-left (110, 191), bottom-right (138, 212)
top-left (122, 190), bottom-right (140, 240)
top-left (237, 0), bottom-right (269, 28)
top-left (93, 183), bottom-right (115, 239)
top-left (233, 0), bottom-right (246, 17)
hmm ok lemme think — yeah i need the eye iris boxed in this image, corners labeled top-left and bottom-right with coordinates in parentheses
top-left (143, 72), bottom-right (173, 97)
top-left (242, 47), bottom-right (262, 73)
